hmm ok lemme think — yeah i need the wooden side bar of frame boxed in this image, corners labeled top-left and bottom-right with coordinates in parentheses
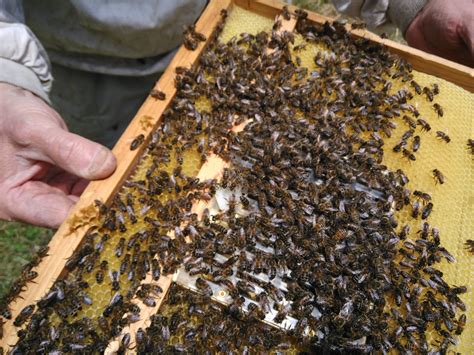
top-left (1, 0), bottom-right (233, 348)
top-left (235, 0), bottom-right (474, 92)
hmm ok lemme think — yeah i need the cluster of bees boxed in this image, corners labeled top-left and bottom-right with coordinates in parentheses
top-left (1, 7), bottom-right (471, 354)
top-left (135, 283), bottom-right (308, 353)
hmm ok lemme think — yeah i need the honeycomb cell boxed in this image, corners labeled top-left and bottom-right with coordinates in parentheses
top-left (231, 7), bottom-right (473, 353)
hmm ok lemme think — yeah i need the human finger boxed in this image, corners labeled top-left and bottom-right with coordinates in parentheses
top-left (4, 180), bottom-right (77, 228)
top-left (16, 124), bottom-right (117, 180)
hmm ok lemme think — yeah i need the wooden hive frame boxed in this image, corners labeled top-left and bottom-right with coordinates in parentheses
top-left (2, 0), bottom-right (473, 350)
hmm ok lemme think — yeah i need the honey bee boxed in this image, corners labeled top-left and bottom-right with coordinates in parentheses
top-left (109, 270), bottom-right (120, 291)
top-left (273, 303), bottom-right (290, 323)
top-left (401, 129), bottom-right (414, 141)
top-left (412, 135), bottom-right (421, 152)
top-left (115, 238), bottom-right (125, 257)
top-left (142, 297), bottom-right (156, 307)
top-left (118, 333), bottom-right (131, 353)
top-left (402, 115), bottom-right (417, 129)
top-left (396, 169), bottom-right (409, 185)
top-left (192, 30), bottom-right (206, 42)
top-left (130, 134), bottom-right (145, 151)
top-left (21, 270), bottom-right (38, 282)
top-left (402, 148), bottom-right (416, 161)
top-left (455, 314), bottom-right (466, 335)
top-left (423, 87), bottom-right (434, 101)
top-left (295, 55), bottom-right (302, 66)
top-left (431, 227), bottom-right (440, 245)
top-left (467, 139), bottom-right (474, 154)
top-left (433, 103), bottom-right (444, 117)
top-left (416, 118), bottom-right (431, 132)
top-left (28, 245), bottom-right (50, 268)
top-left (413, 190), bottom-right (431, 202)
top-left (432, 169), bottom-right (445, 184)
top-left (0, 308), bottom-right (13, 326)
top-left (120, 254), bottom-right (130, 275)
top-left (294, 8), bottom-right (308, 19)
top-left (96, 270), bottom-right (104, 284)
top-left (183, 35), bottom-right (198, 50)
top-left (195, 277), bottom-right (212, 297)
top-left (183, 25), bottom-right (206, 50)
top-left (272, 19), bottom-right (282, 31)
top-left (13, 305), bottom-right (35, 327)
top-left (399, 225), bottom-right (410, 239)
top-left (410, 80), bottom-right (422, 95)
top-left (150, 89), bottom-right (166, 100)
top-left (247, 302), bottom-right (265, 320)
top-left (239, 194), bottom-right (250, 209)
top-left (281, 5), bottom-right (291, 21)
top-left (94, 199), bottom-right (108, 215)
top-left (412, 200), bottom-right (421, 218)
top-left (393, 140), bottom-right (406, 153)
top-left (421, 202), bottom-right (433, 220)
top-left (151, 259), bottom-right (161, 281)
top-left (465, 240), bottom-right (474, 254)
top-left (436, 131), bottom-right (451, 143)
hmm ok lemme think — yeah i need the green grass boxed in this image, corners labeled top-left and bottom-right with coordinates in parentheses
top-left (0, 222), bottom-right (53, 298)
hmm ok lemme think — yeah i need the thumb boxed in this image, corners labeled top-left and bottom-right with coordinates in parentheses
top-left (23, 125), bottom-right (117, 180)
top-left (459, 20), bottom-right (474, 64)
top-left (406, 16), bottom-right (431, 53)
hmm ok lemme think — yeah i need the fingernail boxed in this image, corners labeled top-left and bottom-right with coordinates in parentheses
top-left (87, 147), bottom-right (116, 178)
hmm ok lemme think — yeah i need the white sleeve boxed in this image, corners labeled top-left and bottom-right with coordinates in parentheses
top-left (332, 0), bottom-right (389, 28)
top-left (332, 0), bottom-right (428, 35)
top-left (0, 0), bottom-right (52, 103)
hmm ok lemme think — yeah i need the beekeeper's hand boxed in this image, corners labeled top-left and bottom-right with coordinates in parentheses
top-left (406, 0), bottom-right (474, 67)
top-left (0, 83), bottom-right (116, 228)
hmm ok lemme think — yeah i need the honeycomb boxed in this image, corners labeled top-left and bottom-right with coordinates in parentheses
top-left (381, 72), bottom-right (474, 352)
top-left (215, 5), bottom-right (474, 352)
top-left (288, 15), bottom-right (474, 353)
top-left (10, 4), bottom-right (473, 353)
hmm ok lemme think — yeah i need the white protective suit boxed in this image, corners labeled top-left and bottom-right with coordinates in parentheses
top-left (0, 0), bottom-right (425, 146)
top-left (332, 0), bottom-right (427, 33)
